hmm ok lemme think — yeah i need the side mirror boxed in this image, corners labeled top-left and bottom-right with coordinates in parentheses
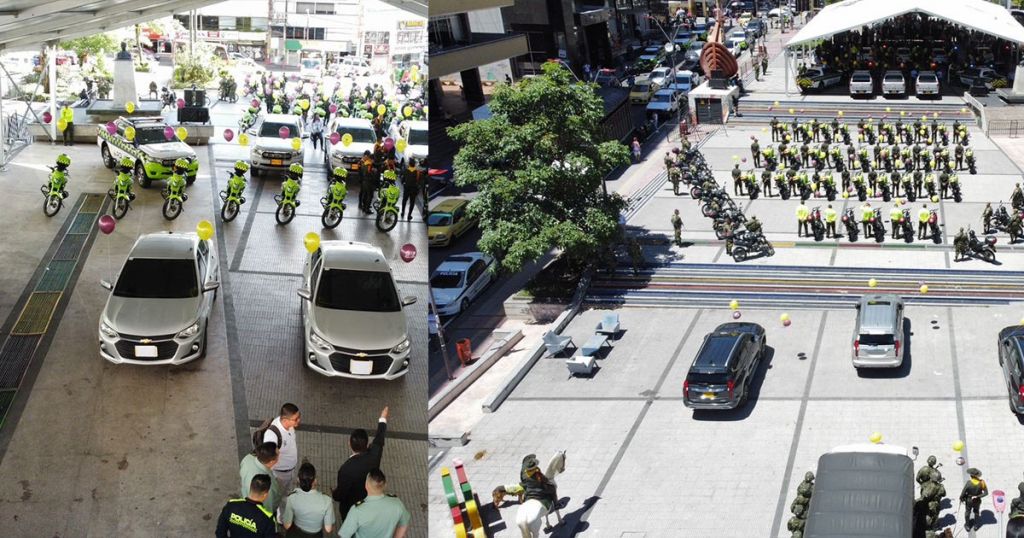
top-left (100, 280), bottom-right (113, 290)
top-left (203, 281), bottom-right (220, 292)
top-left (402, 296), bottom-right (417, 306)
top-left (297, 288), bottom-right (312, 300)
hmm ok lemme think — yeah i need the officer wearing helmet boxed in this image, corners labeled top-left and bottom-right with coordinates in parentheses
top-left (916, 455), bottom-right (942, 486)
top-left (227, 160), bottom-right (249, 201)
top-left (166, 158), bottom-right (189, 198)
top-left (51, 154), bottom-right (71, 195)
top-left (327, 167), bottom-right (348, 205)
top-left (113, 157), bottom-right (136, 200)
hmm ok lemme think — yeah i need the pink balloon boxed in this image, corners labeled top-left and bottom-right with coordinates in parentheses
top-left (741, 157), bottom-right (747, 163)
top-left (329, 103), bottom-right (338, 114)
top-left (223, 128), bottom-right (234, 142)
top-left (251, 99), bottom-right (260, 108)
top-left (105, 122), bottom-right (117, 135)
top-left (783, 319), bottom-right (792, 327)
top-left (42, 111), bottom-right (52, 124)
top-left (163, 126), bottom-right (175, 140)
top-left (176, 98), bottom-right (185, 108)
top-left (329, 131), bottom-right (340, 145)
top-left (399, 243), bottom-right (417, 263)
top-left (732, 311), bottom-right (741, 319)
top-left (383, 140), bottom-right (394, 152)
top-left (98, 215), bottom-right (116, 235)
top-left (278, 125), bottom-right (290, 139)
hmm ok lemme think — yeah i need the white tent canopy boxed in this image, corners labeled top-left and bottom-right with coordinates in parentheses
top-left (786, 0), bottom-right (1024, 49)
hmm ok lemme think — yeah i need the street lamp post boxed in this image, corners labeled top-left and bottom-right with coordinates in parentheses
top-left (646, 16), bottom-right (683, 143)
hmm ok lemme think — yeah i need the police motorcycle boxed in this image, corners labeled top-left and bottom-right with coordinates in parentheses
top-left (731, 229), bottom-right (774, 262)
top-left (42, 153), bottom-right (71, 217)
top-left (321, 167), bottom-right (349, 230)
top-left (275, 163), bottom-right (303, 225)
top-left (160, 158), bottom-right (190, 220)
top-left (108, 157), bottom-right (136, 219)
top-left (220, 161), bottom-right (250, 223)
top-left (966, 228), bottom-right (997, 262)
top-left (809, 206), bottom-right (826, 242)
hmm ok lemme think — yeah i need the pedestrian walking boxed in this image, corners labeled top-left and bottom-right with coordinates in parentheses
top-left (337, 469), bottom-right (410, 538)
top-left (262, 403), bottom-right (301, 494)
top-left (333, 406), bottom-right (389, 521)
top-left (282, 463), bottom-right (336, 537)
top-left (732, 92), bottom-right (741, 117)
top-left (60, 104), bottom-right (74, 146)
top-left (241, 442), bottom-right (283, 518)
top-left (217, 474), bottom-right (278, 537)
top-left (308, 114), bottom-right (324, 151)
top-left (631, 137), bottom-right (642, 162)
top-left (671, 209), bottom-right (683, 246)
top-left (959, 467), bottom-right (988, 531)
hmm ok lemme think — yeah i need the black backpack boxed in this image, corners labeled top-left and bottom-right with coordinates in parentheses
top-left (252, 418), bottom-right (282, 452)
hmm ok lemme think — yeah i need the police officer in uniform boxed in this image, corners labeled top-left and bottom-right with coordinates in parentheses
top-left (751, 137), bottom-right (761, 167)
top-left (982, 202), bottom-right (994, 233)
top-left (796, 202), bottom-right (810, 237)
top-left (824, 204), bottom-right (837, 238)
top-left (337, 469), bottom-right (410, 538)
top-left (959, 467), bottom-right (988, 531)
top-left (217, 474), bottom-right (278, 537)
top-left (671, 209), bottom-right (683, 246)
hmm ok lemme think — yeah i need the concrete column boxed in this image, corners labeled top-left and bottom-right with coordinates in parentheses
top-left (49, 44), bottom-right (57, 143)
top-left (460, 68), bottom-right (485, 105)
top-left (1, 79), bottom-right (6, 168)
top-left (784, 49), bottom-right (790, 96)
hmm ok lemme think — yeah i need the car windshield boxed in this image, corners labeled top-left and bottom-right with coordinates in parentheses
top-left (301, 59), bottom-right (320, 69)
top-left (633, 82), bottom-right (651, 92)
top-left (335, 126), bottom-right (376, 143)
top-left (114, 258), bottom-right (198, 299)
top-left (688, 372), bottom-right (729, 385)
top-left (919, 75), bottom-right (937, 83)
top-left (430, 271), bottom-right (464, 289)
top-left (133, 128), bottom-right (171, 145)
top-left (859, 333), bottom-right (895, 346)
top-left (675, 75), bottom-right (692, 84)
top-left (852, 73), bottom-right (871, 82)
top-left (652, 93), bottom-right (673, 102)
top-left (884, 75), bottom-right (903, 82)
top-left (315, 268), bottom-right (400, 312)
top-left (408, 128), bottom-right (427, 145)
top-left (259, 122), bottom-right (298, 137)
top-left (428, 212), bottom-right (452, 226)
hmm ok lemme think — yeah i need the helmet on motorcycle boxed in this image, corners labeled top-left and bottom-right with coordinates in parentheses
top-left (273, 105), bottom-right (283, 113)
top-left (248, 106), bottom-right (258, 114)
top-left (383, 170), bottom-right (397, 181)
top-left (288, 163), bottom-right (304, 176)
top-left (173, 158), bottom-right (190, 171)
top-left (234, 160), bottom-right (250, 174)
top-left (56, 153), bottom-right (71, 167)
top-left (119, 157), bottom-right (134, 170)
top-left (332, 167), bottom-right (348, 179)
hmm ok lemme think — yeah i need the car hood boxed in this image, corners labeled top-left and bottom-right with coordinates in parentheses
top-left (406, 143), bottom-right (428, 160)
top-left (311, 306), bottom-right (407, 349)
top-left (103, 295), bottom-right (200, 336)
top-left (140, 142), bottom-right (196, 160)
top-left (647, 102), bottom-right (673, 110)
top-left (252, 137), bottom-right (297, 152)
top-left (432, 287), bottom-right (462, 306)
top-left (331, 141), bottom-right (374, 157)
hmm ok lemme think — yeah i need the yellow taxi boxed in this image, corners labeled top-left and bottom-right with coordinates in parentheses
top-left (629, 75), bottom-right (659, 104)
top-left (428, 198), bottom-right (477, 247)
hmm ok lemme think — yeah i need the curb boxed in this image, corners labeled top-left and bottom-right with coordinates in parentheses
top-left (427, 328), bottom-right (523, 422)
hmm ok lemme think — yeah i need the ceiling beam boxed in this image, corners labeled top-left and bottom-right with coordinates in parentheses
top-left (14, 0), bottom-right (90, 20)
top-left (0, 0), bottom-right (189, 44)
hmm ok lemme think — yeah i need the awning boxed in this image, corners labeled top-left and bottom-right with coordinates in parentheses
top-left (786, 0), bottom-right (1024, 49)
top-left (285, 39), bottom-right (303, 52)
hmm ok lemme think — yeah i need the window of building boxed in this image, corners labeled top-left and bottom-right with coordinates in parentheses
top-left (200, 16), bottom-right (218, 31)
top-left (429, 14), bottom-right (468, 49)
top-left (295, 2), bottom-right (334, 15)
top-left (251, 17), bottom-right (269, 32)
top-left (272, 25), bottom-right (326, 40)
top-left (219, 16), bottom-right (236, 30)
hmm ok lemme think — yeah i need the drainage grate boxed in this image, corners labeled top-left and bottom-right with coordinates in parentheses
top-left (0, 389), bottom-right (16, 428)
top-left (0, 336), bottom-right (40, 389)
top-left (35, 261), bottom-right (77, 293)
top-left (80, 194), bottom-right (103, 213)
top-left (52, 234), bottom-right (86, 261)
top-left (11, 292), bottom-right (61, 335)
top-left (68, 212), bottom-right (96, 234)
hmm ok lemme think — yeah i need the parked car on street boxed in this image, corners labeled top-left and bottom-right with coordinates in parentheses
top-left (649, 66), bottom-right (672, 87)
top-left (327, 117), bottom-right (376, 176)
top-left (959, 67), bottom-right (1000, 89)
top-left (999, 324), bottom-right (1024, 414)
top-left (882, 70), bottom-right (906, 97)
top-left (667, 70), bottom-right (703, 93)
top-left (247, 113), bottom-right (305, 176)
top-left (428, 198), bottom-right (477, 247)
top-left (593, 68), bottom-right (622, 87)
top-left (849, 70), bottom-right (874, 97)
top-left (683, 322), bottom-right (766, 410)
top-left (430, 252), bottom-right (495, 317)
top-left (852, 294), bottom-right (905, 369)
top-left (798, 66), bottom-right (844, 92)
top-left (646, 88), bottom-right (683, 116)
top-left (629, 75), bottom-right (659, 104)
top-left (915, 70), bottom-right (940, 98)
top-left (99, 233), bottom-right (219, 365)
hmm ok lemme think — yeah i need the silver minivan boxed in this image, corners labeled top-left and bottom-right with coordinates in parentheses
top-left (852, 294), bottom-right (905, 368)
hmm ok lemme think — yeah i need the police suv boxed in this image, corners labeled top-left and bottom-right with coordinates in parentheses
top-left (97, 116), bottom-right (198, 188)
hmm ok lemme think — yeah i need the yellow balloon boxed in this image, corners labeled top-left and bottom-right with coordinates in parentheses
top-left (196, 220), bottom-right (214, 241)
top-left (885, 107), bottom-right (891, 113)
top-left (933, 112), bottom-right (938, 118)
top-left (411, 72), bottom-right (420, 83)
top-left (868, 278), bottom-right (877, 288)
top-left (729, 299), bottom-right (740, 310)
top-left (124, 126), bottom-right (136, 141)
top-left (126, 101), bottom-right (135, 114)
top-left (377, 104), bottom-right (386, 116)
top-left (788, 108), bottom-right (795, 114)
top-left (396, 139), bottom-right (408, 153)
top-left (961, 107), bottom-right (968, 113)
top-left (841, 191), bottom-right (849, 199)
top-left (238, 133), bottom-right (249, 146)
top-left (291, 137), bottom-right (302, 151)
top-left (931, 195), bottom-right (939, 203)
top-left (403, 105), bottom-right (413, 118)
top-left (300, 99), bottom-right (310, 110)
top-left (921, 115), bottom-right (928, 122)
top-left (780, 313), bottom-right (790, 322)
top-left (774, 100), bottom-right (780, 106)
top-left (303, 232), bottom-right (320, 254)
top-left (838, 111), bottom-right (844, 117)
top-left (900, 111), bottom-right (906, 117)
top-left (869, 432), bottom-right (882, 444)
top-left (342, 133), bottom-right (353, 147)
top-left (952, 440), bottom-right (964, 452)
top-left (761, 127), bottom-right (768, 132)
top-left (920, 284), bottom-right (929, 294)
top-left (423, 106), bottom-right (428, 116)
top-left (57, 119), bottom-right (68, 132)
top-left (176, 126), bottom-right (188, 140)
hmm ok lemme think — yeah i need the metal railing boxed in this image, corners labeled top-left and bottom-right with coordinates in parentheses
top-left (989, 119), bottom-right (1024, 138)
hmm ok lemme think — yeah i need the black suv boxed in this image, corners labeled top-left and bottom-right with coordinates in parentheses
top-left (998, 325), bottom-right (1024, 414)
top-left (683, 323), bottom-right (766, 410)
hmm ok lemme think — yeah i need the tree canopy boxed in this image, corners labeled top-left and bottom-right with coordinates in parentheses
top-left (449, 62), bottom-right (630, 273)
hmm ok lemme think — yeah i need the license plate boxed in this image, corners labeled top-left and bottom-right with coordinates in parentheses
top-left (701, 392), bottom-right (715, 399)
top-left (350, 359), bottom-right (373, 375)
top-left (135, 345), bottom-right (158, 358)
top-left (271, 159), bottom-right (283, 166)
top-left (350, 164), bottom-right (359, 170)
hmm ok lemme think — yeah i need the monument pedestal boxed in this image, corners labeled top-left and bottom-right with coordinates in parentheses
top-left (996, 65), bottom-right (1024, 104)
top-left (688, 82), bottom-right (739, 125)
top-left (111, 58), bottom-right (137, 110)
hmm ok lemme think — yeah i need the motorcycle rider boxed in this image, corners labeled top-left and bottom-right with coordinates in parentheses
top-left (281, 163), bottom-right (303, 207)
top-left (114, 157), bottom-right (135, 198)
top-left (50, 153), bottom-right (71, 197)
top-left (165, 157), bottom-right (189, 200)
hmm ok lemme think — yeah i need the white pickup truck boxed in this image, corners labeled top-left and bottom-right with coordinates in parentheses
top-left (849, 70), bottom-right (873, 97)
top-left (915, 71), bottom-right (940, 98)
top-left (882, 70), bottom-right (906, 97)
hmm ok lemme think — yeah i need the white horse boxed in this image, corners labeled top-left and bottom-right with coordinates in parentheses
top-left (513, 450), bottom-right (567, 538)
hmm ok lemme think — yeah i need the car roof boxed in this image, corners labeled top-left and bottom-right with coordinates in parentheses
top-left (402, 120), bottom-right (427, 130)
top-left (130, 232), bottom-right (197, 260)
top-left (431, 198), bottom-right (468, 213)
top-left (692, 331), bottom-right (749, 372)
top-left (852, 70), bottom-right (871, 75)
top-left (261, 113), bottom-right (302, 125)
top-left (435, 252), bottom-right (489, 273)
top-left (884, 70), bottom-right (903, 76)
top-left (857, 295), bottom-right (901, 332)
top-left (119, 116), bottom-right (167, 127)
top-left (320, 240), bottom-right (389, 272)
top-left (653, 89), bottom-right (676, 95)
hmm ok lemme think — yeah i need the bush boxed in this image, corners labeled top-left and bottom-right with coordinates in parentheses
top-left (172, 60), bottom-right (214, 88)
top-left (519, 256), bottom-right (585, 301)
top-left (797, 77), bottom-right (813, 90)
top-left (135, 62), bottom-right (151, 73)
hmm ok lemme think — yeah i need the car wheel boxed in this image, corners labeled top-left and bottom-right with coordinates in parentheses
top-left (101, 144), bottom-right (114, 168)
top-left (199, 320), bottom-right (209, 359)
top-left (135, 162), bottom-right (151, 188)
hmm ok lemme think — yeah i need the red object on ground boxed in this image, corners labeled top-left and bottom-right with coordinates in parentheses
top-left (456, 338), bottom-right (472, 366)
top-left (428, 168), bottom-right (448, 177)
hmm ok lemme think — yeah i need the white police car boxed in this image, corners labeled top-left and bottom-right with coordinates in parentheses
top-left (430, 252), bottom-right (494, 317)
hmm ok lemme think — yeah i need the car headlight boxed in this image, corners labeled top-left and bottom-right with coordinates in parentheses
top-left (309, 330), bottom-right (333, 352)
top-left (177, 322), bottom-right (200, 338)
top-left (391, 337), bottom-right (410, 354)
top-left (100, 322), bottom-right (118, 338)
top-left (434, 233), bottom-right (447, 240)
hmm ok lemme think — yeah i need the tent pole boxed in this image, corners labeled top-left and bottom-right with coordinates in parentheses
top-left (785, 49), bottom-right (790, 96)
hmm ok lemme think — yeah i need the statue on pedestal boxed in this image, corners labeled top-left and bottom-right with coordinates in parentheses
top-left (115, 41), bottom-right (132, 61)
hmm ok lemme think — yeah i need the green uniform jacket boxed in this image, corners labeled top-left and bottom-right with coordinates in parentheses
top-left (240, 454), bottom-right (282, 515)
top-left (337, 494), bottom-right (410, 538)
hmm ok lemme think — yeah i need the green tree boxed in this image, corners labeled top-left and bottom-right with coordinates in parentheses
top-left (448, 62), bottom-right (630, 273)
top-left (60, 33), bottom-right (119, 64)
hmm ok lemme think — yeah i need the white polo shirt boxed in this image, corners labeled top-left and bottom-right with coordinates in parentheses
top-left (264, 416), bottom-right (297, 471)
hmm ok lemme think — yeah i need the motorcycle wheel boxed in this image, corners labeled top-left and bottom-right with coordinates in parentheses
top-left (276, 203), bottom-right (295, 225)
top-left (766, 246), bottom-right (775, 257)
top-left (907, 191), bottom-right (916, 202)
top-left (780, 189), bottom-right (791, 200)
top-left (732, 247), bottom-right (748, 262)
top-left (827, 191), bottom-right (836, 202)
top-left (222, 200), bottom-right (239, 222)
top-left (113, 198), bottom-right (129, 219)
top-left (702, 204), bottom-right (715, 217)
top-left (954, 191), bottom-right (962, 203)
top-left (322, 207), bottom-right (342, 229)
top-left (883, 191), bottom-right (891, 202)
top-left (813, 228), bottom-right (824, 242)
top-left (904, 227), bottom-right (914, 243)
top-left (875, 227), bottom-right (885, 243)
top-left (690, 186), bottom-right (701, 198)
top-left (376, 209), bottom-right (398, 232)
top-left (858, 191), bottom-right (867, 202)
top-left (982, 249), bottom-right (995, 262)
top-left (163, 198), bottom-right (182, 220)
top-left (750, 190), bottom-right (759, 200)
top-left (43, 195), bottom-right (62, 217)
top-left (848, 228), bottom-right (858, 243)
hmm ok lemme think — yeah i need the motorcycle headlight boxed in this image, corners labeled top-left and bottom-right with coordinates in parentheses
top-left (100, 322), bottom-right (118, 338)
top-left (309, 330), bottom-right (333, 352)
top-left (177, 322), bottom-right (200, 339)
top-left (391, 337), bottom-right (410, 354)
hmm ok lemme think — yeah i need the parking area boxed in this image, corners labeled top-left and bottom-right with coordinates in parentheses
top-left (0, 131), bottom-right (427, 534)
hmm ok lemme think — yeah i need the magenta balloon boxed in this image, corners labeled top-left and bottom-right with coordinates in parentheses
top-left (98, 215), bottom-right (116, 235)
top-left (732, 311), bottom-right (741, 319)
top-left (176, 98), bottom-right (185, 108)
top-left (251, 99), bottom-right (260, 108)
top-left (105, 121), bottom-right (117, 135)
top-left (384, 137), bottom-right (394, 145)
top-left (278, 125), bottom-right (290, 139)
top-left (223, 128), bottom-right (234, 142)
top-left (329, 132), bottom-right (340, 145)
top-left (163, 126), bottom-right (175, 140)
top-left (42, 111), bottom-right (52, 124)
top-left (329, 103), bottom-right (338, 114)
top-left (383, 140), bottom-right (394, 152)
top-left (399, 243), bottom-right (417, 263)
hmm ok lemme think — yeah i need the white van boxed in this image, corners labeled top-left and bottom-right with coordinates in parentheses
top-left (339, 56), bottom-right (371, 77)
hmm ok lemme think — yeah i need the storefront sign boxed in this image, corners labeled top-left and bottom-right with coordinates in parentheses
top-left (398, 20), bottom-right (425, 30)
